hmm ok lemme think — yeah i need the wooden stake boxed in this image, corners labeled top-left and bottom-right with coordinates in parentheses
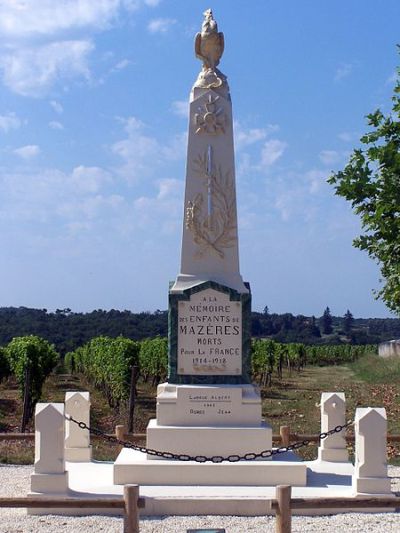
top-left (128, 366), bottom-right (139, 433)
top-left (115, 424), bottom-right (126, 453)
top-left (21, 365), bottom-right (31, 433)
top-left (280, 425), bottom-right (290, 447)
top-left (124, 484), bottom-right (140, 533)
top-left (275, 485), bottom-right (291, 533)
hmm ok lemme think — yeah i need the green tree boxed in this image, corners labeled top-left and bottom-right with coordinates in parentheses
top-left (5, 335), bottom-right (59, 417)
top-left (310, 316), bottom-right (321, 338)
top-left (343, 309), bottom-right (354, 334)
top-left (328, 56), bottom-right (400, 314)
top-left (321, 307), bottom-right (333, 335)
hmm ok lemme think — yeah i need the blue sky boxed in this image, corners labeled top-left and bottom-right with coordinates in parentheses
top-left (0, 0), bottom-right (399, 318)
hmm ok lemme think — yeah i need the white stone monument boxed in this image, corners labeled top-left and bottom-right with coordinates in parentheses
top-left (352, 407), bottom-right (391, 494)
top-left (65, 391), bottom-right (92, 462)
top-left (30, 403), bottom-right (68, 495)
top-left (114, 10), bottom-right (306, 487)
top-left (317, 392), bottom-right (348, 462)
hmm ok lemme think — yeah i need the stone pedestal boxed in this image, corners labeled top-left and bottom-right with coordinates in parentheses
top-left (317, 392), bottom-right (348, 463)
top-left (147, 383), bottom-right (271, 458)
top-left (65, 391), bottom-right (92, 462)
top-left (352, 407), bottom-right (391, 494)
top-left (156, 383), bottom-right (262, 426)
top-left (114, 449), bottom-right (307, 486)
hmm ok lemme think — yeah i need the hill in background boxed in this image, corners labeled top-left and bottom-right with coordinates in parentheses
top-left (0, 306), bottom-right (399, 355)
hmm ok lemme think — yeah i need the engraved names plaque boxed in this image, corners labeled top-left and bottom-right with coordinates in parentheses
top-left (178, 387), bottom-right (241, 424)
top-left (177, 288), bottom-right (242, 375)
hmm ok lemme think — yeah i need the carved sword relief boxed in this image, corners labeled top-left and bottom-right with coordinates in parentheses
top-left (185, 146), bottom-right (237, 259)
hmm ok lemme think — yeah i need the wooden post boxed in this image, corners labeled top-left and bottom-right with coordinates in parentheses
top-left (128, 366), bottom-right (139, 433)
top-left (275, 485), bottom-right (291, 533)
top-left (280, 425), bottom-right (290, 447)
top-left (124, 484), bottom-right (140, 533)
top-left (116, 424), bottom-right (126, 453)
top-left (21, 365), bottom-right (31, 433)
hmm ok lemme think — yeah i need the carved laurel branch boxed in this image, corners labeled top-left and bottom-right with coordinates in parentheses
top-left (186, 152), bottom-right (237, 259)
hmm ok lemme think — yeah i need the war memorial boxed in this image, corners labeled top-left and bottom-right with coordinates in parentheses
top-left (28, 9), bottom-right (395, 521)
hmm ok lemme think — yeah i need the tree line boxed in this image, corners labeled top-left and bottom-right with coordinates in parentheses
top-left (0, 306), bottom-right (399, 355)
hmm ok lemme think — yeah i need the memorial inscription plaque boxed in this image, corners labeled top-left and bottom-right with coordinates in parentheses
top-left (168, 280), bottom-right (251, 385)
top-left (178, 288), bottom-right (242, 375)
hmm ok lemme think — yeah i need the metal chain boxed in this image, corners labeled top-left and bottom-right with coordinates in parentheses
top-left (66, 415), bottom-right (354, 463)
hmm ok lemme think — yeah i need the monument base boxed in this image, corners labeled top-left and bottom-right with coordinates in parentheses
top-left (113, 448), bottom-right (307, 486)
top-left (147, 418), bottom-right (272, 458)
top-left (318, 447), bottom-right (349, 463)
top-left (65, 446), bottom-right (92, 462)
top-left (352, 476), bottom-right (392, 495)
top-left (30, 472), bottom-right (69, 493)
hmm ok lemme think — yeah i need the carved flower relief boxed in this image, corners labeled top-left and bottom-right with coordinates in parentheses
top-left (194, 94), bottom-right (226, 135)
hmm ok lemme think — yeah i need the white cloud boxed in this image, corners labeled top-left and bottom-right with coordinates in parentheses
top-left (319, 150), bottom-right (340, 166)
top-left (1, 40), bottom-right (94, 97)
top-left (274, 194), bottom-right (291, 222)
top-left (0, 112), bottom-right (21, 132)
top-left (234, 121), bottom-right (278, 150)
top-left (0, 164), bottom-right (119, 228)
top-left (70, 165), bottom-right (113, 193)
top-left (48, 120), bottom-right (64, 130)
top-left (0, 1), bottom-right (147, 96)
top-left (267, 168), bottom-right (329, 223)
top-left (112, 58), bottom-right (131, 71)
top-left (13, 144), bottom-right (40, 159)
top-left (58, 193), bottom-right (124, 221)
top-left (0, 1), bottom-right (125, 37)
top-left (171, 100), bottom-right (188, 118)
top-left (161, 131), bottom-right (187, 161)
top-left (334, 63), bottom-right (353, 82)
top-left (306, 169), bottom-right (325, 194)
top-left (260, 139), bottom-right (287, 167)
top-left (50, 100), bottom-right (63, 114)
top-left (133, 178), bottom-right (182, 233)
top-left (112, 117), bottom-right (159, 176)
top-left (147, 18), bottom-right (176, 34)
top-left (144, 0), bottom-right (162, 6)
top-left (112, 115), bottom-right (186, 181)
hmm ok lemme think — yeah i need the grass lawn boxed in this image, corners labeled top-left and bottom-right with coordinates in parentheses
top-left (1, 353), bottom-right (399, 464)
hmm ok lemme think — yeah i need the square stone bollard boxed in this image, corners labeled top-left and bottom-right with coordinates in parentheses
top-left (31, 403), bottom-right (69, 494)
top-left (317, 392), bottom-right (348, 462)
top-left (65, 391), bottom-right (92, 462)
top-left (352, 407), bottom-right (392, 494)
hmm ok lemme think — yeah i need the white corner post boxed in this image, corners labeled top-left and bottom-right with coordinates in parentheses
top-left (30, 403), bottom-right (69, 494)
top-left (352, 407), bottom-right (391, 494)
top-left (318, 392), bottom-right (348, 462)
top-left (65, 391), bottom-right (92, 462)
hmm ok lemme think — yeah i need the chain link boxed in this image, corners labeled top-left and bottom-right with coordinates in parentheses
top-left (66, 415), bottom-right (354, 463)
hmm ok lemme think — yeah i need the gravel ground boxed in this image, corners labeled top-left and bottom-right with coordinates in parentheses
top-left (0, 465), bottom-right (399, 532)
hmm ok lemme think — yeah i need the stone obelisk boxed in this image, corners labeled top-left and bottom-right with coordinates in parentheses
top-left (171, 11), bottom-right (247, 297)
top-left (114, 12), bottom-right (285, 478)
top-left (169, 9), bottom-right (251, 385)
top-left (140, 9), bottom-right (271, 459)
